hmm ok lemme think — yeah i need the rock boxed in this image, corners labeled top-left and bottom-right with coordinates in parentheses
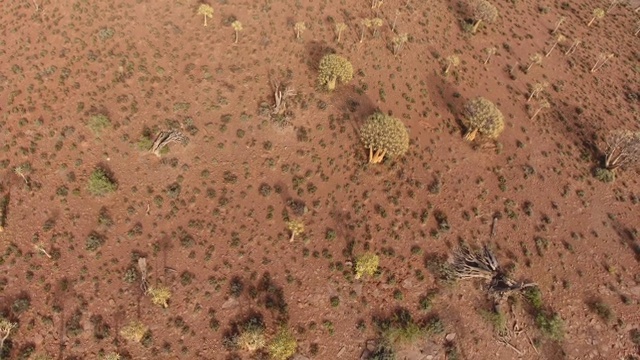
top-left (221, 297), bottom-right (238, 309)
top-left (445, 333), bottom-right (456, 341)
top-left (366, 340), bottom-right (377, 351)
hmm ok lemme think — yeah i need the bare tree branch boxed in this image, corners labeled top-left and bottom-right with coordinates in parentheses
top-left (604, 130), bottom-right (640, 170)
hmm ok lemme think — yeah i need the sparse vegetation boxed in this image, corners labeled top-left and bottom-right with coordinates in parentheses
top-left (461, 97), bottom-right (505, 141)
top-left (359, 112), bottom-right (410, 163)
top-left (317, 54), bottom-right (353, 91)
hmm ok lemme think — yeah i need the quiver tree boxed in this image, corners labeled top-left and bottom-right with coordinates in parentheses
top-left (392, 33), bottom-right (409, 55)
top-left (287, 220), bottom-right (304, 242)
top-left (545, 34), bottom-right (566, 57)
top-left (360, 18), bottom-right (372, 42)
top-left (527, 81), bottom-right (549, 101)
top-left (317, 54), bottom-right (353, 91)
top-left (197, 4), bottom-right (214, 27)
top-left (483, 46), bottom-right (497, 64)
top-left (461, 97), bottom-right (505, 141)
top-left (470, 0), bottom-right (499, 33)
top-left (552, 16), bottom-right (566, 34)
top-left (371, 17), bottom-right (383, 36)
top-left (530, 98), bottom-right (550, 120)
top-left (0, 318), bottom-right (17, 354)
top-left (526, 53), bottom-right (543, 72)
top-left (294, 22), bottom-right (306, 39)
top-left (359, 112), bottom-right (410, 164)
top-left (443, 55), bottom-right (460, 74)
top-left (335, 22), bottom-right (347, 42)
top-left (231, 20), bottom-right (243, 43)
top-left (602, 130), bottom-right (640, 171)
top-left (591, 53), bottom-right (614, 72)
top-left (588, 8), bottom-right (605, 27)
top-left (565, 39), bottom-right (581, 55)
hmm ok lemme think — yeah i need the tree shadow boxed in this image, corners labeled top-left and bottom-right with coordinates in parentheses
top-left (425, 70), bottom-right (467, 136)
top-left (610, 220), bottom-right (639, 262)
top-left (304, 40), bottom-right (335, 74)
top-left (546, 99), bottom-right (603, 164)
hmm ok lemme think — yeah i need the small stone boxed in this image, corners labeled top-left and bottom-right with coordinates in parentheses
top-left (221, 297), bottom-right (238, 309)
top-left (445, 333), bottom-right (456, 341)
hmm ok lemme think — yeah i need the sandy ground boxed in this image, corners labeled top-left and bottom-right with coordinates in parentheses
top-left (0, 0), bottom-right (639, 359)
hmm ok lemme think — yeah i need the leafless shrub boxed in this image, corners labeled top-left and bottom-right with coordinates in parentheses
top-left (150, 130), bottom-right (187, 157)
top-left (272, 82), bottom-right (296, 116)
top-left (603, 130), bottom-right (640, 170)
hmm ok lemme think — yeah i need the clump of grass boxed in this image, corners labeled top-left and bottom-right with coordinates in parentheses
top-left (120, 321), bottom-right (148, 343)
top-left (237, 321), bottom-right (266, 352)
top-left (524, 287), bottom-right (564, 341)
top-left (87, 168), bottom-right (117, 196)
top-left (588, 299), bottom-right (614, 322)
top-left (268, 327), bottom-right (297, 360)
top-left (147, 286), bottom-right (172, 308)
top-left (87, 114), bottom-right (112, 136)
top-left (479, 308), bottom-right (507, 334)
top-left (355, 252), bottom-right (379, 279)
top-left (375, 308), bottom-right (444, 348)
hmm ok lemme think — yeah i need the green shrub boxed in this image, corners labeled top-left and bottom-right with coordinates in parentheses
top-left (87, 114), bottom-right (112, 136)
top-left (268, 327), bottom-right (297, 360)
top-left (87, 168), bottom-right (117, 196)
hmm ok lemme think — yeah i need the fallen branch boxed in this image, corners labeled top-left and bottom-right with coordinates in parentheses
top-left (138, 257), bottom-right (149, 293)
top-left (150, 130), bottom-right (187, 157)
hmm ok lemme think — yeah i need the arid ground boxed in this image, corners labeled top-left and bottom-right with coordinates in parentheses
top-left (0, 0), bottom-right (639, 359)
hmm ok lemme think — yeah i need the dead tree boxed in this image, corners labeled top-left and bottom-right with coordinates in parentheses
top-left (272, 82), bottom-right (296, 115)
top-left (603, 130), bottom-right (640, 170)
top-left (150, 130), bottom-right (187, 157)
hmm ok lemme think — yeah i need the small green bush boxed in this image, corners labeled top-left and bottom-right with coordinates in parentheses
top-left (87, 168), bottom-right (117, 196)
top-left (268, 327), bottom-right (297, 360)
top-left (87, 114), bottom-right (112, 136)
top-left (594, 167), bottom-right (615, 182)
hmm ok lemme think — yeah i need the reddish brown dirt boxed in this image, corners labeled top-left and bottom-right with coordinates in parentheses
top-left (0, 0), bottom-right (639, 359)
